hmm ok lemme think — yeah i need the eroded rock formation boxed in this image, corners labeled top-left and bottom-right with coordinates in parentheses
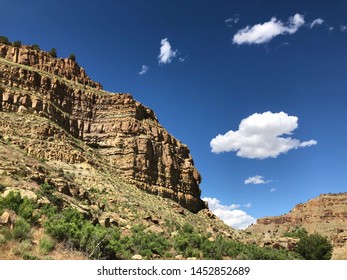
top-left (0, 43), bottom-right (205, 212)
top-left (246, 193), bottom-right (347, 259)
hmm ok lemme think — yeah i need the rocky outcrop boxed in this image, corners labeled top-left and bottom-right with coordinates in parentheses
top-left (0, 44), bottom-right (102, 89)
top-left (0, 43), bottom-right (205, 213)
top-left (246, 193), bottom-right (347, 259)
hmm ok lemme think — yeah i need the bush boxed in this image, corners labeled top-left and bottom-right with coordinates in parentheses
top-left (45, 207), bottom-right (123, 259)
top-left (0, 191), bottom-right (22, 213)
top-left (122, 225), bottom-right (170, 259)
top-left (12, 41), bottom-right (22, 48)
top-left (0, 227), bottom-right (12, 243)
top-left (31, 44), bottom-right (40, 51)
top-left (296, 232), bottom-right (333, 260)
top-left (69, 54), bottom-right (76, 61)
top-left (48, 48), bottom-right (57, 58)
top-left (0, 36), bottom-right (10, 45)
top-left (39, 235), bottom-right (55, 254)
top-left (13, 218), bottom-right (31, 240)
top-left (18, 198), bottom-right (39, 225)
top-left (284, 227), bottom-right (308, 239)
top-left (0, 191), bottom-right (38, 224)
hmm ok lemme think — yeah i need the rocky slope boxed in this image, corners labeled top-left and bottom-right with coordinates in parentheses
top-left (0, 43), bottom-right (204, 213)
top-left (246, 193), bottom-right (347, 259)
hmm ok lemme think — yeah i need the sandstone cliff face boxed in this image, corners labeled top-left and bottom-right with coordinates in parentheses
top-left (0, 44), bottom-right (102, 89)
top-left (0, 43), bottom-right (205, 213)
top-left (246, 193), bottom-right (347, 259)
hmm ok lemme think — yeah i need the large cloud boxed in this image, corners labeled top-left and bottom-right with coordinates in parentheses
top-left (158, 38), bottom-right (177, 64)
top-left (203, 197), bottom-right (256, 230)
top-left (233, 13), bottom-right (305, 45)
top-left (210, 111), bottom-right (317, 159)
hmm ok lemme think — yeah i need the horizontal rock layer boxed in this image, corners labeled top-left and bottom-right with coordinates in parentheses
top-left (0, 43), bottom-right (205, 213)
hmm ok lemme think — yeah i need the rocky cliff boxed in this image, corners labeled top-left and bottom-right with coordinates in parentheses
top-left (0, 43), bottom-right (205, 213)
top-left (246, 193), bottom-right (347, 259)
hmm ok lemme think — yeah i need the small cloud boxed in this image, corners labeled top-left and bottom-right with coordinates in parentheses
top-left (178, 55), bottom-right (188, 62)
top-left (225, 14), bottom-right (240, 27)
top-left (243, 203), bottom-right (252, 208)
top-left (210, 111), bottom-right (317, 159)
top-left (299, 140), bottom-right (317, 147)
top-left (138, 65), bottom-right (149, 75)
top-left (270, 188), bottom-right (277, 192)
top-left (203, 197), bottom-right (256, 229)
top-left (329, 26), bottom-right (335, 31)
top-left (245, 175), bottom-right (270, 185)
top-left (233, 13), bottom-right (305, 45)
top-left (158, 38), bottom-right (177, 65)
top-left (310, 18), bottom-right (324, 28)
top-left (340, 25), bottom-right (347, 32)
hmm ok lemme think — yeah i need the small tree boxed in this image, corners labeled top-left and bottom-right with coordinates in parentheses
top-left (295, 232), bottom-right (333, 260)
top-left (12, 41), bottom-right (22, 48)
top-left (68, 53), bottom-right (76, 61)
top-left (0, 36), bottom-right (10, 45)
top-left (48, 48), bottom-right (57, 58)
top-left (31, 44), bottom-right (41, 51)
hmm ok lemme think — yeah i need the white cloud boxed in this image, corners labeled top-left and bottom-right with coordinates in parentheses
top-left (210, 111), bottom-right (317, 159)
top-left (138, 65), bottom-right (149, 75)
top-left (233, 13), bottom-right (305, 45)
top-left (203, 197), bottom-right (256, 229)
top-left (270, 188), bottom-right (277, 192)
top-left (225, 15), bottom-right (240, 27)
top-left (245, 175), bottom-right (270, 185)
top-left (310, 18), bottom-right (324, 28)
top-left (158, 38), bottom-right (177, 64)
top-left (243, 203), bottom-right (252, 208)
top-left (299, 140), bottom-right (317, 147)
top-left (340, 25), bottom-right (347, 32)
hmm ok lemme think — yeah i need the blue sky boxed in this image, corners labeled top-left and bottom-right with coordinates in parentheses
top-left (2, 0), bottom-right (347, 229)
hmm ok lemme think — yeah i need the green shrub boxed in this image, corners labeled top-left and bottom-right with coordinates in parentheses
top-left (48, 48), bottom-right (57, 58)
top-left (283, 227), bottom-right (309, 239)
top-left (45, 207), bottom-right (84, 243)
top-left (23, 254), bottom-right (39, 260)
top-left (0, 227), bottom-right (12, 243)
top-left (69, 54), bottom-right (76, 61)
top-left (18, 198), bottom-right (39, 225)
top-left (39, 235), bottom-right (55, 254)
top-left (0, 191), bottom-right (22, 213)
top-left (0, 183), bottom-right (5, 192)
top-left (45, 207), bottom-right (123, 259)
top-left (31, 44), bottom-right (40, 51)
top-left (0, 191), bottom-right (39, 224)
top-left (122, 225), bottom-right (170, 259)
top-left (12, 41), bottom-right (22, 48)
top-left (12, 240), bottom-right (32, 256)
top-left (13, 218), bottom-right (31, 240)
top-left (0, 36), bottom-right (10, 45)
top-left (296, 232), bottom-right (333, 260)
